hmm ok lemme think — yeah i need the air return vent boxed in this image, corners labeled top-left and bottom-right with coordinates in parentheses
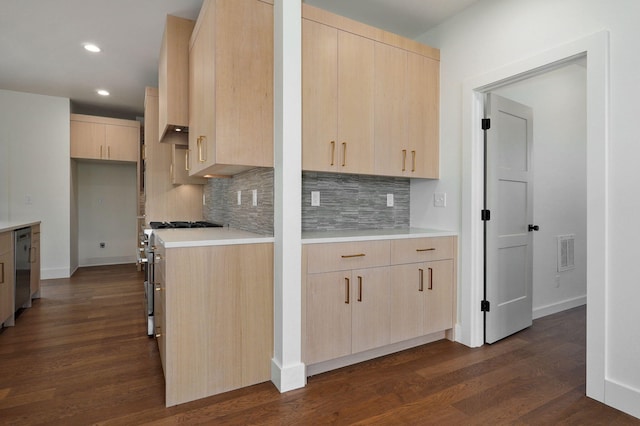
top-left (557, 234), bottom-right (575, 272)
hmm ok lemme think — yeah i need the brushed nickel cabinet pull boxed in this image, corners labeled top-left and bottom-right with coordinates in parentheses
top-left (357, 276), bottom-right (363, 302)
top-left (155, 329), bottom-right (162, 338)
top-left (411, 150), bottom-right (416, 172)
top-left (330, 141), bottom-right (335, 166)
top-left (428, 267), bottom-right (433, 290)
top-left (185, 149), bottom-right (190, 171)
top-left (0, 262), bottom-right (4, 284)
top-left (342, 142), bottom-right (347, 167)
top-left (345, 277), bottom-right (350, 304)
top-left (341, 253), bottom-right (365, 258)
top-left (416, 248), bottom-right (436, 252)
top-left (402, 149), bottom-right (407, 171)
top-left (419, 268), bottom-right (424, 292)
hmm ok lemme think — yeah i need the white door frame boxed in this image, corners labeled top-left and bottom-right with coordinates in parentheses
top-left (459, 31), bottom-right (609, 402)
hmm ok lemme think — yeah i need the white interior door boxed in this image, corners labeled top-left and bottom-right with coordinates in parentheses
top-left (485, 93), bottom-right (535, 344)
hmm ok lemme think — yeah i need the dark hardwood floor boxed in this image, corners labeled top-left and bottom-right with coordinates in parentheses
top-left (0, 265), bottom-right (637, 425)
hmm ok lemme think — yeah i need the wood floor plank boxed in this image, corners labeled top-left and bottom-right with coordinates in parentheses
top-left (0, 264), bottom-right (637, 425)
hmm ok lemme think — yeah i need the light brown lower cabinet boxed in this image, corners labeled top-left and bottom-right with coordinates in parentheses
top-left (389, 259), bottom-right (453, 343)
top-left (154, 241), bottom-right (273, 407)
top-left (30, 225), bottom-right (41, 298)
top-left (304, 236), bottom-right (456, 368)
top-left (306, 266), bottom-right (390, 364)
top-left (0, 231), bottom-right (14, 326)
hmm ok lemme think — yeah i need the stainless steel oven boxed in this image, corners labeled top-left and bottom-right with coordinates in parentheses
top-left (138, 229), bottom-right (155, 336)
top-left (141, 221), bottom-right (222, 337)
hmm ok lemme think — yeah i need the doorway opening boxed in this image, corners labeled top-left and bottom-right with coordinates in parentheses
top-left (460, 31), bottom-right (608, 402)
top-left (482, 61), bottom-right (587, 344)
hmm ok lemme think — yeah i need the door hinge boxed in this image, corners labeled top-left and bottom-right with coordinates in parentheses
top-left (481, 300), bottom-right (491, 312)
top-left (482, 118), bottom-right (491, 130)
top-left (481, 209), bottom-right (491, 221)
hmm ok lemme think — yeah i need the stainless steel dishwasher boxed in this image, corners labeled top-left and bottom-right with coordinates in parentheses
top-left (14, 227), bottom-right (31, 310)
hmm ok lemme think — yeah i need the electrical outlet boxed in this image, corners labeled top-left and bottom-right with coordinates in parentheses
top-left (237, 190), bottom-right (242, 205)
top-left (434, 192), bottom-right (447, 207)
top-left (100, 242), bottom-right (106, 248)
top-left (311, 191), bottom-right (320, 207)
top-left (252, 189), bottom-right (257, 206)
top-left (387, 194), bottom-right (394, 207)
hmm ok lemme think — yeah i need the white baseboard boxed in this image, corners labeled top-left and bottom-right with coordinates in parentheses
top-left (605, 379), bottom-right (640, 419)
top-left (42, 266), bottom-right (72, 280)
top-left (533, 295), bottom-right (586, 319)
top-left (271, 359), bottom-right (306, 393)
top-left (78, 257), bottom-right (136, 268)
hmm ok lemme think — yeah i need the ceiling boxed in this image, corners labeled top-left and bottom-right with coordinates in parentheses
top-left (0, 0), bottom-right (478, 119)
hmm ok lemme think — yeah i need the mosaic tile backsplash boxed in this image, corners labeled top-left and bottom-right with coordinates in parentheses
top-left (203, 167), bottom-right (274, 235)
top-left (203, 169), bottom-right (410, 234)
top-left (302, 172), bottom-right (410, 232)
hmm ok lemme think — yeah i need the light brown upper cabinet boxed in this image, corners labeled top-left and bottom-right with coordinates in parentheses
top-left (302, 19), bottom-right (374, 174)
top-left (188, 0), bottom-right (274, 177)
top-left (70, 114), bottom-right (139, 162)
top-left (171, 145), bottom-right (207, 185)
top-left (374, 47), bottom-right (439, 178)
top-left (302, 4), bottom-right (440, 179)
top-left (158, 15), bottom-right (194, 144)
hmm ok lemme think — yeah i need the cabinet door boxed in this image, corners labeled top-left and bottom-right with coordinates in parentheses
top-left (105, 124), bottom-right (139, 162)
top-left (407, 52), bottom-right (439, 178)
top-left (0, 232), bottom-right (14, 325)
top-left (30, 225), bottom-right (40, 298)
top-left (306, 271), bottom-right (352, 364)
top-left (351, 267), bottom-right (390, 353)
top-left (189, 0), bottom-right (216, 176)
top-left (302, 19), bottom-right (338, 172)
top-left (389, 264), bottom-right (424, 343)
top-left (424, 259), bottom-right (454, 334)
top-left (171, 146), bottom-right (206, 185)
top-left (71, 120), bottom-right (104, 160)
top-left (214, 0), bottom-right (273, 169)
top-left (337, 30), bottom-right (374, 174)
top-left (374, 43), bottom-right (407, 177)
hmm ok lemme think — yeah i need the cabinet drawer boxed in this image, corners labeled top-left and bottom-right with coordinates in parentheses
top-left (390, 237), bottom-right (454, 264)
top-left (306, 240), bottom-right (390, 273)
top-left (0, 232), bottom-right (11, 255)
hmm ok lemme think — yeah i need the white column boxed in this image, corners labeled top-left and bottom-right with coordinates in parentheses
top-left (271, 0), bottom-right (305, 392)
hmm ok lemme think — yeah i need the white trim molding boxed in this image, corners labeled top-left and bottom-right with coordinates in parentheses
top-left (461, 31), bottom-right (609, 404)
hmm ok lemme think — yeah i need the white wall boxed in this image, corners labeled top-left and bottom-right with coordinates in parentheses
top-left (0, 89), bottom-right (71, 279)
top-left (76, 161), bottom-right (137, 266)
top-left (494, 64), bottom-right (587, 318)
top-left (413, 0), bottom-right (640, 418)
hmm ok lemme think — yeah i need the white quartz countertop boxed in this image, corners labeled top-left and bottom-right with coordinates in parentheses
top-left (154, 227), bottom-right (274, 248)
top-left (302, 227), bottom-right (457, 244)
top-left (0, 220), bottom-right (41, 234)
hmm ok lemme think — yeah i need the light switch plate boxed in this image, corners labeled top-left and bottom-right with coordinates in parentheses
top-left (252, 189), bottom-right (257, 206)
top-left (237, 190), bottom-right (242, 205)
top-left (311, 191), bottom-right (320, 207)
top-left (434, 192), bottom-right (446, 207)
top-left (387, 193), bottom-right (394, 207)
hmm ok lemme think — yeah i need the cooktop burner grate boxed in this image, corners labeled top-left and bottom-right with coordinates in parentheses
top-left (149, 221), bottom-right (223, 229)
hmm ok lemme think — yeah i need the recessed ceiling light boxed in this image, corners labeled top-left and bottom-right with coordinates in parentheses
top-left (97, 89), bottom-right (110, 96)
top-left (83, 43), bottom-right (101, 53)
